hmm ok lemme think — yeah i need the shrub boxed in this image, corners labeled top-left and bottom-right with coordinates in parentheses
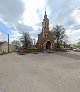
top-left (53, 48), bottom-right (67, 52)
top-left (26, 48), bottom-right (41, 53)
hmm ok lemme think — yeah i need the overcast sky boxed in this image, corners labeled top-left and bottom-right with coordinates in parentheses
top-left (0, 0), bottom-right (80, 44)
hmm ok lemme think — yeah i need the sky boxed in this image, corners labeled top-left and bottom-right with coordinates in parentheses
top-left (0, 0), bottom-right (80, 44)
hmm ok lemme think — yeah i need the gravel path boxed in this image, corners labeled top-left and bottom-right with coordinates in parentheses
top-left (0, 52), bottom-right (80, 92)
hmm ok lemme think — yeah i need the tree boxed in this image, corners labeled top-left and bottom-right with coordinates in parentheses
top-left (11, 40), bottom-right (20, 49)
top-left (20, 32), bottom-right (32, 48)
top-left (53, 25), bottom-right (66, 48)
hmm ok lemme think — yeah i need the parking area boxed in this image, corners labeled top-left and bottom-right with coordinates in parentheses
top-left (0, 52), bottom-right (80, 92)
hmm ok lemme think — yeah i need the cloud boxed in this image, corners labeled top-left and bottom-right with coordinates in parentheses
top-left (71, 9), bottom-right (80, 24)
top-left (63, 8), bottom-right (80, 27)
top-left (10, 30), bottom-right (22, 42)
top-left (0, 0), bottom-right (80, 44)
top-left (16, 23), bottom-right (42, 40)
top-left (0, 32), bottom-right (8, 42)
top-left (0, 20), bottom-right (22, 42)
top-left (23, 0), bottom-right (46, 26)
top-left (0, 19), bottom-right (41, 42)
top-left (0, 20), bottom-right (13, 35)
top-left (45, 0), bottom-right (80, 44)
top-left (15, 23), bottom-right (33, 33)
top-left (72, 24), bottom-right (80, 30)
top-left (0, 0), bottom-right (44, 42)
top-left (0, 31), bottom-right (2, 35)
top-left (46, 0), bottom-right (80, 26)
top-left (7, 23), bottom-right (34, 42)
top-left (0, 0), bottom-right (25, 23)
top-left (66, 29), bottom-right (80, 44)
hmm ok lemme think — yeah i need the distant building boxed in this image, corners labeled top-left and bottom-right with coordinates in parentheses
top-left (36, 10), bottom-right (55, 50)
top-left (0, 41), bottom-right (15, 54)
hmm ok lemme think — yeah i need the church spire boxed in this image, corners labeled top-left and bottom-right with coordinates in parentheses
top-left (45, 9), bottom-right (46, 15)
top-left (44, 9), bottom-right (47, 19)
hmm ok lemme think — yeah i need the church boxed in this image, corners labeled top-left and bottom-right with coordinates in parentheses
top-left (36, 10), bottom-right (55, 50)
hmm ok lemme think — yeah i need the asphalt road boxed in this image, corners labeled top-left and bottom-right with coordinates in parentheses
top-left (0, 52), bottom-right (80, 92)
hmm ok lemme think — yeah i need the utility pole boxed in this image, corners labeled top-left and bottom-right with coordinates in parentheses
top-left (33, 39), bottom-right (35, 48)
top-left (8, 34), bottom-right (9, 53)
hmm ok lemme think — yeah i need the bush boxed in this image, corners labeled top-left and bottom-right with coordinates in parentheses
top-left (26, 48), bottom-right (41, 53)
top-left (53, 48), bottom-right (61, 51)
top-left (53, 48), bottom-right (67, 52)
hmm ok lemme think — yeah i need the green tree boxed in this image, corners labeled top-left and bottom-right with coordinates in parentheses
top-left (53, 25), bottom-right (66, 48)
top-left (20, 32), bottom-right (32, 48)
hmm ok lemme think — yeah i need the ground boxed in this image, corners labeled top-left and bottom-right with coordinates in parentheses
top-left (0, 51), bottom-right (80, 92)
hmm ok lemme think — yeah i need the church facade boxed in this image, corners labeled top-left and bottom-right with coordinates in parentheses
top-left (36, 10), bottom-right (55, 50)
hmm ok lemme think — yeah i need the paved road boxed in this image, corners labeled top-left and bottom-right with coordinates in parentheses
top-left (67, 50), bottom-right (80, 56)
top-left (0, 52), bottom-right (80, 92)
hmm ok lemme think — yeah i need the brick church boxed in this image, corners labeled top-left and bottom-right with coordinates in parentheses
top-left (36, 10), bottom-right (55, 50)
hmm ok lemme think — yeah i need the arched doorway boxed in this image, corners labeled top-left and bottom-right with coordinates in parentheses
top-left (46, 41), bottom-right (51, 50)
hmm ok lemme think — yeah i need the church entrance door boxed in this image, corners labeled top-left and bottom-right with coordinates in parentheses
top-left (46, 41), bottom-right (51, 50)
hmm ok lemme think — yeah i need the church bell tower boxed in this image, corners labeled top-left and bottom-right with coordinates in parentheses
top-left (37, 9), bottom-right (55, 50)
top-left (42, 10), bottom-right (49, 37)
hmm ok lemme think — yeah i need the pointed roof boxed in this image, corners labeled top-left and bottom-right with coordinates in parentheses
top-left (44, 10), bottom-right (47, 19)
